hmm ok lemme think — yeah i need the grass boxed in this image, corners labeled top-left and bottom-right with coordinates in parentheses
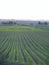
top-left (0, 25), bottom-right (42, 32)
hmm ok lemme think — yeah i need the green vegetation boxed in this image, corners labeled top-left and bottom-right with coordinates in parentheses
top-left (37, 25), bottom-right (49, 32)
top-left (0, 25), bottom-right (42, 32)
top-left (0, 25), bottom-right (49, 65)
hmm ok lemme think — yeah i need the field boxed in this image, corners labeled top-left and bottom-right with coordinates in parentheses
top-left (0, 26), bottom-right (49, 65)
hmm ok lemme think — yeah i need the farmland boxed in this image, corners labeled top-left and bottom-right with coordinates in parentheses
top-left (0, 25), bottom-right (49, 65)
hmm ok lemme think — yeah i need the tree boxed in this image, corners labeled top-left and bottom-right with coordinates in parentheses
top-left (44, 22), bottom-right (48, 25)
top-left (38, 21), bottom-right (41, 24)
top-left (8, 21), bottom-right (13, 24)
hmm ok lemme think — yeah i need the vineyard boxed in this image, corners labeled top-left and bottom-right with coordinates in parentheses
top-left (0, 26), bottom-right (49, 65)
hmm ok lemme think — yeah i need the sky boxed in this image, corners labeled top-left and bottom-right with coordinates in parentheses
top-left (0, 0), bottom-right (49, 21)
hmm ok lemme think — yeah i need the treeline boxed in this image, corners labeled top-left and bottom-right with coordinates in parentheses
top-left (38, 21), bottom-right (48, 25)
top-left (1, 21), bottom-right (49, 26)
top-left (1, 21), bottom-right (16, 25)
